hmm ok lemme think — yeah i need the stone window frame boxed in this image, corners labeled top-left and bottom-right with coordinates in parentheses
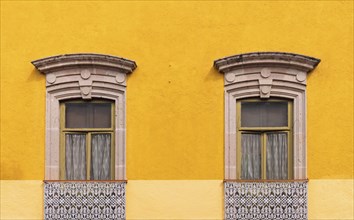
top-left (214, 52), bottom-right (320, 180)
top-left (32, 53), bottom-right (137, 180)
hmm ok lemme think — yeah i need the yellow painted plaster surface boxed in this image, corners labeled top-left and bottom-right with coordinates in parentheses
top-left (1, 1), bottom-right (353, 180)
top-left (308, 179), bottom-right (354, 220)
top-left (0, 180), bottom-right (43, 220)
top-left (126, 180), bottom-right (223, 219)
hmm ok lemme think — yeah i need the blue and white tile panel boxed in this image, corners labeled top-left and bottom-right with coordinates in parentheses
top-left (225, 181), bottom-right (307, 220)
top-left (44, 181), bottom-right (126, 220)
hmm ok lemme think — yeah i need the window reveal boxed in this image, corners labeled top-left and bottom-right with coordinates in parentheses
top-left (60, 100), bottom-right (115, 180)
top-left (237, 99), bottom-right (292, 180)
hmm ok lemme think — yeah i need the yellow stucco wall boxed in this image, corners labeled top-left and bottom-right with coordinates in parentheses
top-left (1, 2), bottom-right (353, 219)
top-left (1, 1), bottom-right (352, 181)
top-left (0, 1), bottom-right (354, 219)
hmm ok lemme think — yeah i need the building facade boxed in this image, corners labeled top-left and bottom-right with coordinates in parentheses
top-left (1, 1), bottom-right (353, 219)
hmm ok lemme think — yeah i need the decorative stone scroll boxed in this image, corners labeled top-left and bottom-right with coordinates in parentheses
top-left (44, 181), bottom-right (126, 220)
top-left (32, 53), bottom-right (137, 180)
top-left (214, 52), bottom-right (320, 180)
top-left (225, 181), bottom-right (308, 220)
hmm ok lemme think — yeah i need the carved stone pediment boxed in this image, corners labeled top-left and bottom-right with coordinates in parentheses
top-left (32, 53), bottom-right (137, 99)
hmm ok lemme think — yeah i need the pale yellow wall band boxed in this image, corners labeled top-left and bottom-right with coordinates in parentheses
top-left (1, 180), bottom-right (353, 220)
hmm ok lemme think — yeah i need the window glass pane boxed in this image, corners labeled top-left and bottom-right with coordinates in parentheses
top-left (65, 103), bottom-right (88, 128)
top-left (241, 133), bottom-right (261, 179)
top-left (91, 134), bottom-right (111, 180)
top-left (65, 103), bottom-right (111, 128)
top-left (92, 104), bottom-right (112, 128)
top-left (241, 101), bottom-right (288, 127)
top-left (266, 132), bottom-right (288, 180)
top-left (65, 134), bottom-right (86, 180)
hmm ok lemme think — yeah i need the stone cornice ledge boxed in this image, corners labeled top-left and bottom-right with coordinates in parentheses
top-left (32, 53), bottom-right (137, 74)
top-left (214, 52), bottom-right (320, 73)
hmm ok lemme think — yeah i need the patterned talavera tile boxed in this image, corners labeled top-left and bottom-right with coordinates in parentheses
top-left (44, 182), bottom-right (126, 220)
top-left (225, 181), bottom-right (307, 220)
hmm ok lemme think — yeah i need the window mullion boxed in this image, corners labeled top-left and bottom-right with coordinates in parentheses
top-left (87, 133), bottom-right (91, 180)
top-left (262, 133), bottom-right (267, 179)
top-left (110, 131), bottom-right (115, 180)
top-left (288, 130), bottom-right (293, 179)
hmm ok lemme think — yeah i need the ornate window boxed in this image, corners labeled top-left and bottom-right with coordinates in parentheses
top-left (32, 53), bottom-right (137, 219)
top-left (214, 52), bottom-right (320, 219)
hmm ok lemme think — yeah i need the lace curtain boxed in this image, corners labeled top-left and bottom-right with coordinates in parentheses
top-left (241, 132), bottom-right (288, 179)
top-left (241, 133), bottom-right (261, 179)
top-left (267, 133), bottom-right (288, 179)
top-left (91, 134), bottom-right (111, 180)
top-left (65, 133), bottom-right (111, 180)
top-left (65, 134), bottom-right (86, 180)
